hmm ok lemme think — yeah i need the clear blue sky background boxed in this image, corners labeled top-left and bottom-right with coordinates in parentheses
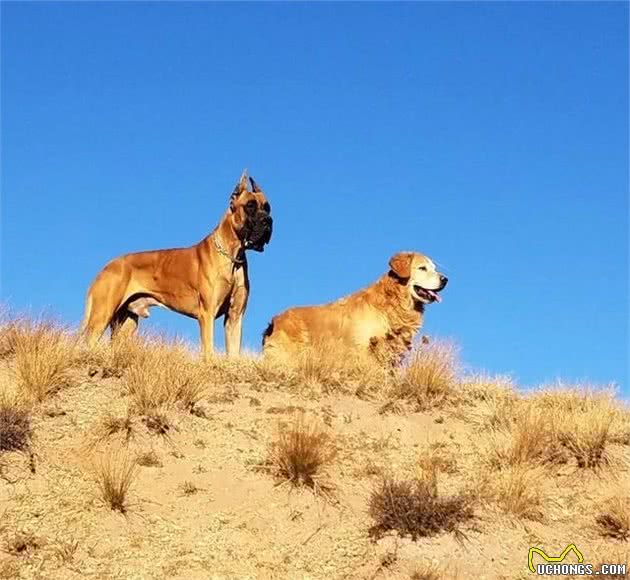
top-left (2, 2), bottom-right (628, 394)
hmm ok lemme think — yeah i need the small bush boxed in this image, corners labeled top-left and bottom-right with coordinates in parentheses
top-left (597, 497), bottom-right (630, 541)
top-left (0, 400), bottom-right (31, 452)
top-left (417, 443), bottom-right (458, 476)
top-left (4, 530), bottom-right (39, 556)
top-left (93, 449), bottom-right (138, 513)
top-left (482, 465), bottom-right (546, 521)
top-left (136, 450), bottom-right (162, 467)
top-left (389, 342), bottom-right (458, 410)
top-left (10, 320), bottom-right (77, 402)
top-left (368, 471), bottom-right (474, 540)
top-left (265, 413), bottom-right (337, 493)
top-left (181, 481), bottom-right (200, 495)
top-left (125, 343), bottom-right (206, 414)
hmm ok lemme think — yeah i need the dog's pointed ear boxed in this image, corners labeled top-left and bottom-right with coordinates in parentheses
top-left (231, 169), bottom-right (249, 199)
top-left (389, 252), bottom-right (413, 279)
top-left (249, 176), bottom-right (262, 193)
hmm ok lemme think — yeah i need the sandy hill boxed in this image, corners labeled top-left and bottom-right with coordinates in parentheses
top-left (0, 317), bottom-right (628, 580)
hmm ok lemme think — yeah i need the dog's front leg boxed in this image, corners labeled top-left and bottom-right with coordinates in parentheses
top-left (198, 312), bottom-right (214, 361)
top-left (224, 286), bottom-right (247, 357)
top-left (224, 314), bottom-right (243, 358)
top-left (198, 289), bottom-right (219, 361)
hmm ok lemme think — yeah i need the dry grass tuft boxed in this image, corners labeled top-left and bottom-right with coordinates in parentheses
top-left (410, 562), bottom-right (460, 580)
top-left (4, 530), bottom-right (40, 556)
top-left (93, 448), bottom-right (138, 513)
top-left (597, 496), bottom-right (630, 541)
top-left (53, 537), bottom-right (80, 563)
top-left (480, 464), bottom-right (547, 521)
top-left (124, 342), bottom-right (207, 415)
top-left (142, 413), bottom-right (173, 437)
top-left (417, 442), bottom-right (458, 476)
top-left (271, 340), bottom-right (390, 397)
top-left (388, 342), bottom-right (458, 410)
top-left (136, 450), bottom-right (162, 467)
top-left (265, 413), bottom-right (337, 493)
top-left (368, 467), bottom-right (474, 540)
top-left (181, 481), bottom-right (200, 495)
top-left (93, 412), bottom-right (136, 446)
top-left (485, 386), bottom-right (621, 471)
top-left (9, 319), bottom-right (77, 402)
top-left (0, 396), bottom-right (31, 452)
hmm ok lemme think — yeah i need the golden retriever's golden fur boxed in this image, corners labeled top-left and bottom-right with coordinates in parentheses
top-left (262, 252), bottom-right (447, 364)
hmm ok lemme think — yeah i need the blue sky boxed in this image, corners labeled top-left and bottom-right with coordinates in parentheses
top-left (2, 2), bottom-right (628, 393)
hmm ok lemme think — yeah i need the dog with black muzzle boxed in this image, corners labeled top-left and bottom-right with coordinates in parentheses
top-left (82, 170), bottom-right (273, 359)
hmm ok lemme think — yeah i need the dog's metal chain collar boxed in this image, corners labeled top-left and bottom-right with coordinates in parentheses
top-left (213, 236), bottom-right (245, 266)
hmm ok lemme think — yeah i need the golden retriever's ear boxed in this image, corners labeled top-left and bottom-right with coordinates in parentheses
top-left (389, 252), bottom-right (413, 279)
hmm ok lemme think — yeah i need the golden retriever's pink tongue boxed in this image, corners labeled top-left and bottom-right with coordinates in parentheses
top-left (428, 290), bottom-right (441, 303)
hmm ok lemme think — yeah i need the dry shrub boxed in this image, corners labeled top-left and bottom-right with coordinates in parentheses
top-left (93, 448), bottom-right (138, 513)
top-left (0, 393), bottom-right (31, 452)
top-left (368, 466), bottom-right (474, 540)
top-left (135, 450), bottom-right (162, 467)
top-left (4, 530), bottom-right (40, 556)
top-left (460, 374), bottom-right (518, 429)
top-left (265, 413), bottom-right (337, 493)
top-left (410, 563), bottom-right (460, 580)
top-left (125, 342), bottom-right (206, 415)
top-left (9, 319), bottom-right (77, 402)
top-left (597, 496), bottom-right (630, 540)
top-left (480, 464), bottom-right (546, 521)
top-left (487, 386), bottom-right (621, 470)
top-left (87, 332), bottom-right (147, 378)
top-left (291, 340), bottom-right (390, 397)
top-left (417, 442), bottom-right (458, 475)
top-left (87, 412), bottom-right (137, 450)
top-left (389, 342), bottom-right (458, 410)
top-left (491, 405), bottom-right (563, 468)
top-left (530, 386), bottom-right (621, 469)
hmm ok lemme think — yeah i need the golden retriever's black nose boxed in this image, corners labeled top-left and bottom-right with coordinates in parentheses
top-left (440, 275), bottom-right (448, 287)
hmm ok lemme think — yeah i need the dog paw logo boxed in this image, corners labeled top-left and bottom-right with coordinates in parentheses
top-left (528, 544), bottom-right (584, 573)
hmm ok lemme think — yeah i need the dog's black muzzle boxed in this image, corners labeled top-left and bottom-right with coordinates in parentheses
top-left (245, 212), bottom-right (273, 252)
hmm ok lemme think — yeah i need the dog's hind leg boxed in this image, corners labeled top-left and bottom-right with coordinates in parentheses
top-left (110, 309), bottom-right (139, 341)
top-left (83, 262), bottom-right (130, 347)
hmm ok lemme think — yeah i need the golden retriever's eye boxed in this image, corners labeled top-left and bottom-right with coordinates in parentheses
top-left (418, 266), bottom-right (427, 271)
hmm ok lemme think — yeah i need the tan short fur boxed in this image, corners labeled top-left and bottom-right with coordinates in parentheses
top-left (82, 171), bottom-right (272, 359)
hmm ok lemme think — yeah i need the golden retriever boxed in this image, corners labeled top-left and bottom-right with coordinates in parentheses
top-left (262, 251), bottom-right (447, 364)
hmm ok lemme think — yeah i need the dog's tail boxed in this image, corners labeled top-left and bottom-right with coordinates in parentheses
top-left (261, 320), bottom-right (274, 348)
top-left (80, 289), bottom-right (94, 337)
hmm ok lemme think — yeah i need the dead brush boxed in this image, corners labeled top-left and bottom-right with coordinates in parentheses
top-left (93, 448), bottom-right (138, 513)
top-left (490, 405), bottom-right (564, 468)
top-left (4, 530), bottom-right (40, 556)
top-left (86, 332), bottom-right (147, 378)
top-left (264, 413), bottom-right (337, 495)
top-left (124, 342), bottom-right (206, 415)
top-left (290, 340), bottom-right (389, 397)
top-left (368, 465), bottom-right (474, 540)
top-left (9, 319), bottom-right (77, 402)
top-left (87, 412), bottom-right (137, 450)
top-left (0, 396), bottom-right (31, 452)
top-left (417, 442), bottom-right (458, 475)
top-left (597, 496), bottom-right (630, 540)
top-left (387, 342), bottom-right (458, 411)
top-left (479, 464), bottom-right (547, 521)
top-left (530, 387), bottom-right (620, 469)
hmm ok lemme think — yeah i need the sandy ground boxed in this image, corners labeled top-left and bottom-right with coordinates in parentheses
top-left (0, 352), bottom-right (628, 580)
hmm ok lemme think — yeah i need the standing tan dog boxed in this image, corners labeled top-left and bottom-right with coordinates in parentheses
top-left (262, 252), bottom-right (447, 364)
top-left (82, 171), bottom-right (272, 358)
